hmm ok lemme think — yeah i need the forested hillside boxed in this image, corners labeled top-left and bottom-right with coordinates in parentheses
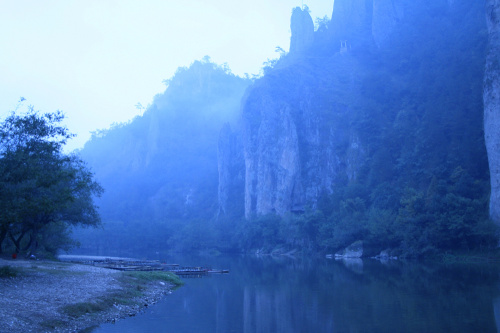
top-left (226, 0), bottom-right (497, 257)
top-left (75, 60), bottom-right (250, 253)
top-left (76, 0), bottom-right (498, 257)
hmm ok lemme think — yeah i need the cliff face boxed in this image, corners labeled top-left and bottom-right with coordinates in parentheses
top-left (241, 81), bottom-right (304, 217)
top-left (240, 53), bottom-right (365, 218)
top-left (217, 123), bottom-right (245, 217)
top-left (218, 0), bottom-right (488, 223)
top-left (289, 7), bottom-right (314, 54)
top-left (330, 0), bottom-right (374, 50)
top-left (372, 0), bottom-right (404, 48)
top-left (485, 0), bottom-right (500, 225)
top-left (235, 2), bottom-right (383, 218)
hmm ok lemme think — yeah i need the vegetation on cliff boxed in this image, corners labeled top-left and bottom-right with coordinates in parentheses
top-left (230, 0), bottom-right (497, 257)
top-left (75, 0), bottom-right (498, 258)
top-left (75, 59), bottom-right (250, 254)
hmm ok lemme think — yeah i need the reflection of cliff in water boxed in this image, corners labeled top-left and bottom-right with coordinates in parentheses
top-left (238, 257), bottom-right (500, 333)
top-left (94, 255), bottom-right (500, 333)
top-left (326, 260), bottom-right (500, 333)
top-left (242, 283), bottom-right (333, 333)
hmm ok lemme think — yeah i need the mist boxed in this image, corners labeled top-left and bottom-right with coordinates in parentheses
top-left (65, 0), bottom-right (498, 259)
top-left (3, 1), bottom-right (500, 332)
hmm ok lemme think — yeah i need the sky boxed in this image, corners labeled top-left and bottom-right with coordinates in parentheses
top-left (0, 0), bottom-right (333, 151)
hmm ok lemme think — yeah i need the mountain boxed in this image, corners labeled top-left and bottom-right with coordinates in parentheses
top-left (75, 60), bottom-right (250, 254)
top-left (218, 0), bottom-right (496, 255)
top-left (77, 0), bottom-right (498, 256)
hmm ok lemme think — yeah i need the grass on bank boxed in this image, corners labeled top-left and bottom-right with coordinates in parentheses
top-left (62, 270), bottom-right (183, 318)
top-left (0, 265), bottom-right (19, 278)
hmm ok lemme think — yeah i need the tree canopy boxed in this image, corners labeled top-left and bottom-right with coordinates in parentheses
top-left (0, 108), bottom-right (102, 256)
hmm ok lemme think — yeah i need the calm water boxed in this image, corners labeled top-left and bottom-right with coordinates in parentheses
top-left (92, 254), bottom-right (500, 333)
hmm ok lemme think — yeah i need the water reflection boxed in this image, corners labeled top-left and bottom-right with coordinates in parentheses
top-left (93, 255), bottom-right (500, 333)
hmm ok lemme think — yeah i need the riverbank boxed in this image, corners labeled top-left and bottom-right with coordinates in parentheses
top-left (0, 258), bottom-right (182, 333)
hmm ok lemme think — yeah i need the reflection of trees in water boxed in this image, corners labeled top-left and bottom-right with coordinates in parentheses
top-left (242, 285), bottom-right (333, 333)
top-left (315, 260), bottom-right (500, 333)
top-left (235, 257), bottom-right (500, 333)
top-left (197, 255), bottom-right (336, 333)
top-left (95, 255), bottom-right (500, 333)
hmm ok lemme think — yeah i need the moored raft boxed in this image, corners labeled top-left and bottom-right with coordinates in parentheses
top-left (57, 255), bottom-right (177, 272)
top-left (168, 267), bottom-right (209, 276)
top-left (167, 267), bottom-right (229, 277)
top-left (207, 269), bottom-right (229, 274)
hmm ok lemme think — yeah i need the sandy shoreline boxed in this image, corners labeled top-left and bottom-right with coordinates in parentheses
top-left (0, 258), bottom-right (178, 333)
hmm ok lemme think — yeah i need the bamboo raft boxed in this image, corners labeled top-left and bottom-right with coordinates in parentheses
top-left (168, 267), bottom-right (229, 277)
top-left (58, 255), bottom-right (175, 271)
top-left (57, 255), bottom-right (229, 276)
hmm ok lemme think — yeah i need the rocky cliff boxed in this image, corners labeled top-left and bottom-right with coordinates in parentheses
top-left (234, 2), bottom-right (379, 218)
top-left (330, 0), bottom-right (374, 50)
top-left (289, 7), bottom-right (314, 54)
top-left (217, 0), bottom-right (489, 226)
top-left (372, 0), bottom-right (404, 48)
top-left (217, 123), bottom-right (245, 217)
top-left (241, 79), bottom-right (303, 217)
top-left (239, 52), bottom-right (366, 218)
top-left (485, 0), bottom-right (500, 225)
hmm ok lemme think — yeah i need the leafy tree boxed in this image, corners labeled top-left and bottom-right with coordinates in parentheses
top-left (0, 108), bottom-right (102, 256)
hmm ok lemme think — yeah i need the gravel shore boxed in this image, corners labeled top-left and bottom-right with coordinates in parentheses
top-left (0, 258), bottom-right (177, 333)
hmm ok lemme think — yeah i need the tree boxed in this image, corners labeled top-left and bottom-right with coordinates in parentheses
top-left (0, 108), bottom-right (102, 256)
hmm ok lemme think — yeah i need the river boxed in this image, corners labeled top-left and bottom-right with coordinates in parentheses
top-left (91, 254), bottom-right (500, 333)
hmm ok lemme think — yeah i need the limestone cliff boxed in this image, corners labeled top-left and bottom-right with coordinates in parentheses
top-left (289, 7), bottom-right (314, 54)
top-left (330, 0), bottom-right (374, 50)
top-left (485, 0), bottom-right (500, 224)
top-left (372, 0), bottom-right (404, 48)
top-left (242, 80), bottom-right (304, 217)
top-left (238, 1), bottom-right (376, 218)
top-left (240, 52), bottom-right (365, 218)
top-left (218, 0), bottom-right (487, 222)
top-left (217, 123), bottom-right (245, 217)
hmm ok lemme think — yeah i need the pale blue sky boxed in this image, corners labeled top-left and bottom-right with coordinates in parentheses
top-left (0, 0), bottom-right (333, 150)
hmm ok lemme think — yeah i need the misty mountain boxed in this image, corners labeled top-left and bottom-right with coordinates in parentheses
top-left (77, 0), bottom-right (498, 256)
top-left (219, 0), bottom-right (495, 255)
top-left (80, 60), bottom-right (250, 224)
